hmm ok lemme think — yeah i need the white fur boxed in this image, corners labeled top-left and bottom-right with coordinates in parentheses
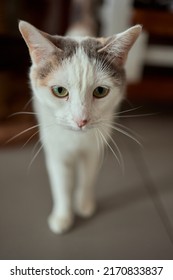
top-left (30, 48), bottom-right (122, 233)
top-left (19, 21), bottom-right (141, 234)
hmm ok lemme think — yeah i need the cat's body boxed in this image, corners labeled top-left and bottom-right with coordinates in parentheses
top-left (19, 2), bottom-right (141, 234)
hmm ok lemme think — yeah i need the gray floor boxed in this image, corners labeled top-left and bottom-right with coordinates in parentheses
top-left (0, 112), bottom-right (173, 259)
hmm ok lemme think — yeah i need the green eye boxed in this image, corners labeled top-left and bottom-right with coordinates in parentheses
top-left (51, 86), bottom-right (69, 98)
top-left (93, 86), bottom-right (109, 98)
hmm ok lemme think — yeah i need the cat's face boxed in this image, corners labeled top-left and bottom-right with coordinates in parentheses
top-left (30, 40), bottom-right (125, 131)
top-left (19, 21), bottom-right (141, 131)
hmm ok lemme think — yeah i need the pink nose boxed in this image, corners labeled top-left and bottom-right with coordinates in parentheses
top-left (76, 119), bottom-right (88, 128)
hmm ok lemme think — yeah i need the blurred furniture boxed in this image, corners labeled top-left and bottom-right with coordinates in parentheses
top-left (128, 7), bottom-right (173, 103)
top-left (0, 0), bottom-right (70, 145)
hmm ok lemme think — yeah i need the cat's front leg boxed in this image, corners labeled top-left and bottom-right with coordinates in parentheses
top-left (74, 151), bottom-right (99, 218)
top-left (46, 156), bottom-right (75, 234)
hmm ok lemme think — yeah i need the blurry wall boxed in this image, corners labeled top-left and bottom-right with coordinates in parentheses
top-left (0, 0), bottom-right (70, 144)
top-left (100, 0), bottom-right (173, 103)
top-left (0, 0), bottom-right (173, 145)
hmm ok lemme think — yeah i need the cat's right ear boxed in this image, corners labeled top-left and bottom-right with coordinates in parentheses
top-left (19, 21), bottom-right (60, 65)
top-left (98, 25), bottom-right (142, 68)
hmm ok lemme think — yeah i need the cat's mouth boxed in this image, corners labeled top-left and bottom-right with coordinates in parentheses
top-left (66, 125), bottom-right (90, 132)
top-left (57, 122), bottom-right (93, 133)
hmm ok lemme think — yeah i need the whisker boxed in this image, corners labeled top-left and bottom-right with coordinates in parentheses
top-left (113, 112), bottom-right (158, 118)
top-left (31, 137), bottom-right (42, 157)
top-left (101, 125), bottom-right (124, 174)
top-left (20, 130), bottom-right (39, 150)
top-left (27, 143), bottom-right (44, 172)
top-left (97, 128), bottom-right (121, 167)
top-left (94, 128), bottom-right (100, 155)
top-left (55, 117), bottom-right (73, 127)
top-left (104, 122), bottom-right (142, 147)
top-left (23, 97), bottom-right (34, 110)
top-left (98, 116), bottom-right (143, 145)
top-left (111, 121), bottom-right (143, 142)
top-left (27, 121), bottom-right (58, 171)
top-left (113, 106), bottom-right (143, 116)
top-left (6, 124), bottom-right (40, 144)
top-left (8, 111), bottom-right (38, 118)
top-left (110, 105), bottom-right (158, 119)
top-left (95, 128), bottom-right (105, 168)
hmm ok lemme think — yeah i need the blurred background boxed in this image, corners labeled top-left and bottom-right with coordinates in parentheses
top-left (0, 0), bottom-right (173, 143)
top-left (0, 0), bottom-right (173, 259)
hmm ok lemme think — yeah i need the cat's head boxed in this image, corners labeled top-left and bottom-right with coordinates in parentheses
top-left (19, 21), bottom-right (141, 131)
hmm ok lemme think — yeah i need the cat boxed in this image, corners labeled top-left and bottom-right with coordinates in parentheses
top-left (19, 2), bottom-right (141, 234)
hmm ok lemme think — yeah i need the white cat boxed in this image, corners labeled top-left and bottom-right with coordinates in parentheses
top-left (19, 17), bottom-right (141, 234)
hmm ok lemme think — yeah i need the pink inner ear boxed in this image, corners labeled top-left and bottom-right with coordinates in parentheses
top-left (97, 25), bottom-right (142, 68)
top-left (98, 43), bottom-right (128, 68)
top-left (97, 38), bottom-right (128, 67)
top-left (19, 21), bottom-right (57, 65)
top-left (31, 48), bottom-right (43, 64)
top-left (30, 45), bottom-right (49, 64)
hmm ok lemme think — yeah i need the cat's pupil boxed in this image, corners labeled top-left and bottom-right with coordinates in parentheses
top-left (98, 87), bottom-right (103, 94)
top-left (58, 87), bottom-right (63, 93)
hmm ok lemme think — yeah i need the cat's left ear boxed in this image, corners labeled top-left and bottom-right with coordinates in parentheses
top-left (19, 20), bottom-right (61, 65)
top-left (98, 25), bottom-right (142, 68)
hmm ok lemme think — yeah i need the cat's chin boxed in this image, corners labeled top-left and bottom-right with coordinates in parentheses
top-left (65, 126), bottom-right (89, 133)
top-left (57, 123), bottom-right (92, 133)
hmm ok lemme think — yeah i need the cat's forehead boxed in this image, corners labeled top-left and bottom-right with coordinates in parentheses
top-left (52, 36), bottom-right (103, 58)
top-left (36, 36), bottom-right (118, 82)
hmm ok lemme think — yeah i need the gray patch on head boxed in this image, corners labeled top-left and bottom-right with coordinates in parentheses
top-left (37, 62), bottom-right (54, 79)
top-left (48, 35), bottom-right (79, 60)
top-left (81, 38), bottom-right (102, 57)
top-left (37, 36), bottom-right (79, 80)
top-left (81, 38), bottom-right (125, 87)
top-left (37, 34), bottom-right (125, 88)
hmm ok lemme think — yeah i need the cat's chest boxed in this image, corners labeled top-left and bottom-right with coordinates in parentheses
top-left (41, 124), bottom-right (95, 156)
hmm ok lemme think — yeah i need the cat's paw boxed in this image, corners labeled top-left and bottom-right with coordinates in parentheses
top-left (75, 200), bottom-right (96, 218)
top-left (48, 214), bottom-right (73, 234)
